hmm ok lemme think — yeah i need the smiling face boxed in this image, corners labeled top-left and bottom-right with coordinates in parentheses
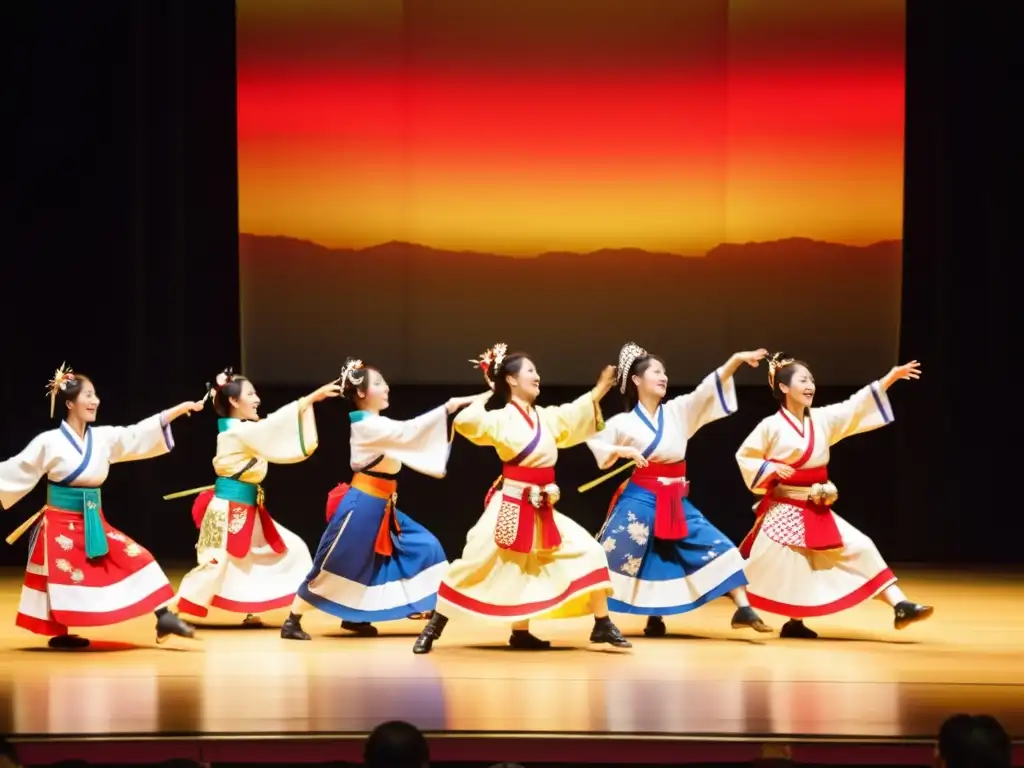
top-left (356, 368), bottom-right (390, 412)
top-left (778, 363), bottom-right (816, 410)
top-left (66, 377), bottom-right (99, 423)
top-left (229, 379), bottom-right (262, 421)
top-left (631, 356), bottom-right (668, 402)
top-left (506, 357), bottom-right (541, 402)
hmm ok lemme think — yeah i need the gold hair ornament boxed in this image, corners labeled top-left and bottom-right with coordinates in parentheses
top-left (767, 355), bottom-right (795, 390)
top-left (46, 363), bottom-right (76, 418)
top-left (469, 342), bottom-right (507, 380)
top-left (339, 358), bottom-right (365, 395)
top-left (616, 342), bottom-right (647, 394)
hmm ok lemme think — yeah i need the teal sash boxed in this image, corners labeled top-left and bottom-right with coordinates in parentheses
top-left (214, 477), bottom-right (259, 506)
top-left (47, 484), bottom-right (107, 559)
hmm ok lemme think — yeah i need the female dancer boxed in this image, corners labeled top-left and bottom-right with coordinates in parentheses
top-left (0, 364), bottom-right (201, 648)
top-left (736, 352), bottom-right (932, 638)
top-left (175, 369), bottom-right (338, 623)
top-left (586, 342), bottom-right (773, 637)
top-left (413, 343), bottom-right (630, 654)
top-left (282, 358), bottom-right (474, 640)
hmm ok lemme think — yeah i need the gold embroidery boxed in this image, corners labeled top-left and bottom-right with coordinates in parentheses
top-left (603, 537), bottom-right (617, 553)
top-left (627, 518), bottom-right (650, 547)
top-left (68, 522), bottom-right (75, 531)
top-left (70, 569), bottom-right (85, 583)
top-left (106, 531), bottom-right (127, 542)
top-left (54, 534), bottom-right (73, 551)
top-left (620, 555), bottom-right (642, 576)
top-left (124, 542), bottom-right (142, 558)
top-left (227, 506), bottom-right (248, 535)
top-left (495, 499), bottom-right (520, 548)
top-left (197, 503), bottom-right (227, 552)
top-left (55, 558), bottom-right (73, 572)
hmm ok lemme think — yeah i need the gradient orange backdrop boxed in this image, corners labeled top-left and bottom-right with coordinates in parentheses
top-left (237, 0), bottom-right (905, 256)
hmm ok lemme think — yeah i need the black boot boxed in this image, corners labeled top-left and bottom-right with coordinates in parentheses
top-left (780, 619), bottom-right (817, 639)
top-left (242, 614), bottom-right (264, 627)
top-left (155, 607), bottom-right (195, 643)
top-left (731, 606), bottom-right (774, 633)
top-left (413, 613), bottom-right (448, 654)
top-left (590, 616), bottom-right (632, 648)
top-left (341, 620), bottom-right (379, 636)
top-left (508, 629), bottom-right (551, 649)
top-left (281, 613), bottom-right (311, 640)
top-left (48, 634), bottom-right (90, 649)
top-left (643, 616), bottom-right (666, 637)
top-left (894, 601), bottom-right (934, 630)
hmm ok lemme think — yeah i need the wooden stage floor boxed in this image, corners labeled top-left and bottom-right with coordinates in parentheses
top-left (2, 566), bottom-right (1023, 764)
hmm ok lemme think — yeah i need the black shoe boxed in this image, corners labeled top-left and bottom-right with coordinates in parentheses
top-left (413, 613), bottom-right (448, 654)
top-left (590, 617), bottom-right (632, 648)
top-left (341, 620), bottom-right (379, 637)
top-left (242, 614), bottom-right (264, 627)
top-left (731, 606), bottom-right (774, 633)
top-left (281, 613), bottom-right (311, 640)
top-left (508, 629), bottom-right (551, 650)
top-left (779, 619), bottom-right (818, 639)
top-left (644, 616), bottom-right (667, 637)
top-left (47, 634), bottom-right (90, 649)
top-left (155, 609), bottom-right (195, 644)
top-left (894, 601), bottom-right (934, 630)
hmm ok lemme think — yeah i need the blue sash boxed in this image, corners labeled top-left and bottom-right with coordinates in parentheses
top-left (632, 404), bottom-right (664, 459)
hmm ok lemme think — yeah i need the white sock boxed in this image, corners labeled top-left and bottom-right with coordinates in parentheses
top-left (878, 584), bottom-right (908, 607)
top-left (730, 588), bottom-right (750, 608)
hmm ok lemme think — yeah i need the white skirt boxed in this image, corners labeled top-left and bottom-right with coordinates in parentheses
top-left (744, 510), bottom-right (896, 619)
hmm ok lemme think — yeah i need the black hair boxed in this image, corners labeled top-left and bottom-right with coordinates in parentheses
top-left (54, 374), bottom-right (93, 421)
top-left (768, 351), bottom-right (812, 404)
top-left (484, 352), bottom-right (531, 410)
top-left (622, 353), bottom-right (666, 411)
top-left (210, 370), bottom-right (252, 418)
top-left (938, 714), bottom-right (1011, 768)
top-left (340, 358), bottom-right (379, 410)
top-left (363, 720), bottom-right (429, 768)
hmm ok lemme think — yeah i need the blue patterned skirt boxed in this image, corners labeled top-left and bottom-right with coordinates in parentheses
top-left (598, 481), bottom-right (747, 615)
top-left (297, 487), bottom-right (449, 622)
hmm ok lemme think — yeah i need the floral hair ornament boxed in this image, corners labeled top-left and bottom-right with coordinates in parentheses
top-left (616, 342), bottom-right (647, 394)
top-left (203, 367), bottom-right (235, 405)
top-left (469, 342), bottom-right (507, 381)
top-left (767, 353), bottom-right (796, 390)
top-left (338, 358), bottom-right (365, 395)
top-left (47, 362), bottom-right (77, 418)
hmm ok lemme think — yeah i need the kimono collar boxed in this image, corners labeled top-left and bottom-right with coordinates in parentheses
top-left (349, 410), bottom-right (374, 423)
top-left (218, 418), bottom-right (239, 432)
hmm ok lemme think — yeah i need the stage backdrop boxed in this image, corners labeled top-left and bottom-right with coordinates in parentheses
top-left (237, 0), bottom-right (905, 386)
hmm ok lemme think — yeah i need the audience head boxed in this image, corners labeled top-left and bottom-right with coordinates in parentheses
top-left (364, 720), bottom-right (429, 768)
top-left (937, 714), bottom-right (1011, 768)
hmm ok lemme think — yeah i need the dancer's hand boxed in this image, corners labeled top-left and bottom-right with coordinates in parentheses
top-left (617, 446), bottom-right (649, 468)
top-left (594, 365), bottom-right (617, 398)
top-left (737, 349), bottom-right (769, 368)
top-left (445, 395), bottom-right (477, 414)
top-left (309, 381), bottom-right (343, 403)
top-left (167, 400), bottom-right (205, 420)
top-left (882, 360), bottom-right (921, 389)
top-left (772, 463), bottom-right (795, 480)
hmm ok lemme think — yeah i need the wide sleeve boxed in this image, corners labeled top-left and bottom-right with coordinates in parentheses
top-left (542, 391), bottom-right (605, 450)
top-left (736, 420), bottom-right (777, 495)
top-left (234, 399), bottom-right (319, 464)
top-left (0, 434), bottom-right (51, 510)
top-left (352, 406), bottom-right (451, 478)
top-left (664, 367), bottom-right (738, 439)
top-left (453, 392), bottom-right (501, 448)
top-left (815, 380), bottom-right (894, 446)
top-left (99, 413), bottom-right (175, 464)
top-left (586, 414), bottom-right (625, 470)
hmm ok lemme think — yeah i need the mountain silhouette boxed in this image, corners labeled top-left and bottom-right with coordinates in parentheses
top-left (239, 234), bottom-right (902, 386)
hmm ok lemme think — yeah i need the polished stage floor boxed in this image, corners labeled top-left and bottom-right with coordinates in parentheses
top-left (1, 566), bottom-right (1022, 761)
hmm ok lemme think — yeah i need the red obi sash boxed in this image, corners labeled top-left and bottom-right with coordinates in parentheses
top-left (325, 473), bottom-right (400, 557)
top-left (493, 464), bottom-right (561, 554)
top-left (629, 461), bottom-right (690, 540)
top-left (191, 489), bottom-right (286, 559)
top-left (739, 466), bottom-right (842, 556)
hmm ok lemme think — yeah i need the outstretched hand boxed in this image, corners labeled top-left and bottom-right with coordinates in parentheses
top-left (882, 360), bottom-right (921, 390)
top-left (595, 365), bottom-right (617, 396)
top-left (738, 348), bottom-right (769, 367)
top-left (445, 395), bottom-right (478, 414)
top-left (310, 382), bottom-right (343, 403)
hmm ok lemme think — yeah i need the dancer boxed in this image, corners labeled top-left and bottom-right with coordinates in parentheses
top-left (736, 352), bottom-right (932, 638)
top-left (175, 369), bottom-right (338, 624)
top-left (0, 364), bottom-right (201, 648)
top-left (585, 342), bottom-right (773, 637)
top-left (283, 359), bottom-right (474, 640)
top-left (413, 343), bottom-right (630, 654)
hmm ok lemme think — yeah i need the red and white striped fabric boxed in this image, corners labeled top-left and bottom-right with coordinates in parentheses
top-left (16, 507), bottom-right (175, 636)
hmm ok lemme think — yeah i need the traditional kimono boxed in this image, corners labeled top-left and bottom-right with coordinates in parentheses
top-left (587, 368), bottom-right (747, 615)
top-left (437, 392), bottom-right (614, 622)
top-left (0, 416), bottom-right (177, 636)
top-left (176, 400), bottom-right (315, 619)
top-left (296, 406), bottom-right (450, 621)
top-left (736, 382), bottom-right (896, 617)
